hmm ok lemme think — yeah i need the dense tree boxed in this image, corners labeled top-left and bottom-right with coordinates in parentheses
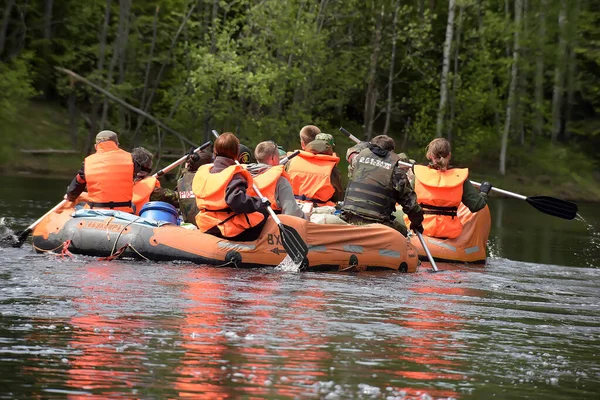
top-left (0, 0), bottom-right (598, 177)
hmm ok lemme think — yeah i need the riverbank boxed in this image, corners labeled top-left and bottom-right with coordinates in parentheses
top-left (2, 101), bottom-right (599, 202)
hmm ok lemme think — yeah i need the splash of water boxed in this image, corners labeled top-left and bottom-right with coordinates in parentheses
top-left (0, 217), bottom-right (17, 243)
top-left (576, 213), bottom-right (600, 268)
top-left (274, 254), bottom-right (301, 272)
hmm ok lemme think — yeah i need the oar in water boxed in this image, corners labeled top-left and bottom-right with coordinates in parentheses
top-left (339, 127), bottom-right (578, 221)
top-left (339, 127), bottom-right (439, 272)
top-left (3, 141), bottom-right (212, 249)
top-left (211, 130), bottom-right (309, 268)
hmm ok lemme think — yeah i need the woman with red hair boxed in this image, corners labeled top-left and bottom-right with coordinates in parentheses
top-left (192, 132), bottom-right (270, 241)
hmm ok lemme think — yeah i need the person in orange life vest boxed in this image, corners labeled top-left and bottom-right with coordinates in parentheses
top-left (410, 138), bottom-right (492, 239)
top-left (131, 147), bottom-right (179, 215)
top-left (245, 141), bottom-right (307, 220)
top-left (66, 130), bottom-right (134, 213)
top-left (286, 125), bottom-right (344, 206)
top-left (192, 132), bottom-right (270, 241)
top-left (177, 149), bottom-right (213, 225)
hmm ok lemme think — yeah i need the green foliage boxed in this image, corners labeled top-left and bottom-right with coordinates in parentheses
top-left (0, 0), bottom-right (598, 196)
top-left (0, 55), bottom-right (36, 124)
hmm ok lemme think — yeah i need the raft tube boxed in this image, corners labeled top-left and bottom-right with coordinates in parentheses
top-left (408, 204), bottom-right (491, 264)
top-left (32, 204), bottom-right (420, 273)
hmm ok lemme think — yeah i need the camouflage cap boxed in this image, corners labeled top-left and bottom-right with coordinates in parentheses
top-left (95, 130), bottom-right (119, 145)
top-left (277, 145), bottom-right (286, 157)
top-left (315, 133), bottom-right (335, 147)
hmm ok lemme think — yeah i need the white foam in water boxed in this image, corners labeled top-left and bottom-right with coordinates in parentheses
top-left (275, 254), bottom-right (301, 272)
top-left (0, 217), bottom-right (17, 242)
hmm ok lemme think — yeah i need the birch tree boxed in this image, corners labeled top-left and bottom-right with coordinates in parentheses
top-left (383, 0), bottom-right (401, 137)
top-left (551, 0), bottom-right (568, 144)
top-left (533, 0), bottom-right (547, 143)
top-left (500, 0), bottom-right (523, 175)
top-left (435, 0), bottom-right (456, 138)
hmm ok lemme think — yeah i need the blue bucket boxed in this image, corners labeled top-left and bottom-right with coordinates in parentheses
top-left (139, 201), bottom-right (180, 225)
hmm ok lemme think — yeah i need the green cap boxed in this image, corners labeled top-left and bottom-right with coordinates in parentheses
top-left (277, 145), bottom-right (286, 157)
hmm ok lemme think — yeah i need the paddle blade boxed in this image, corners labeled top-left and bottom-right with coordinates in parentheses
top-left (526, 196), bottom-right (578, 220)
top-left (278, 223), bottom-right (309, 268)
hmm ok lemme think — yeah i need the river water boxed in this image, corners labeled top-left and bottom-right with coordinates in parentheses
top-left (0, 176), bottom-right (598, 399)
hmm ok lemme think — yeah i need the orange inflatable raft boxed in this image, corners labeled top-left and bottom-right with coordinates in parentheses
top-left (406, 204), bottom-right (491, 264)
top-left (31, 203), bottom-right (420, 273)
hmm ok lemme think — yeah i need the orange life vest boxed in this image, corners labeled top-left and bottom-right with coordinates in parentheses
top-left (287, 150), bottom-right (339, 207)
top-left (192, 164), bottom-right (265, 237)
top-left (132, 176), bottom-right (160, 215)
top-left (413, 165), bottom-right (469, 239)
top-left (84, 141), bottom-right (134, 213)
top-left (253, 165), bottom-right (289, 212)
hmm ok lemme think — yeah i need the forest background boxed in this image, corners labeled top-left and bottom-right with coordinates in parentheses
top-left (1, 0), bottom-right (599, 200)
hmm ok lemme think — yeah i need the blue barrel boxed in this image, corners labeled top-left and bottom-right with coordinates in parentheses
top-left (139, 201), bottom-right (180, 225)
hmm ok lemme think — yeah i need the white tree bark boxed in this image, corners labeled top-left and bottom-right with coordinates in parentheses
top-left (363, 6), bottom-right (384, 141)
top-left (499, 0), bottom-right (523, 176)
top-left (551, 0), bottom-right (568, 144)
top-left (383, 0), bottom-right (401, 137)
top-left (435, 0), bottom-right (455, 138)
top-left (533, 0), bottom-right (547, 143)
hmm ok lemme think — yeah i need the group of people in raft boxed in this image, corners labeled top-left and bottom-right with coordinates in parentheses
top-left (65, 126), bottom-right (493, 242)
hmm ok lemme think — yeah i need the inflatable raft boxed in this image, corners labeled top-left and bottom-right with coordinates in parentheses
top-left (31, 203), bottom-right (420, 273)
top-left (407, 204), bottom-right (491, 264)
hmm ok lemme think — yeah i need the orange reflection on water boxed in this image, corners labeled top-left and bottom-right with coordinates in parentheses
top-left (380, 272), bottom-right (480, 399)
top-left (173, 268), bottom-right (230, 399)
top-left (64, 264), bottom-right (148, 399)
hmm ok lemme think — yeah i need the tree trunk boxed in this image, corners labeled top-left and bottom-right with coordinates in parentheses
top-left (447, 5), bottom-right (464, 144)
top-left (0, 0), bottom-right (15, 57)
top-left (435, 0), bottom-right (455, 137)
top-left (517, 0), bottom-right (529, 146)
top-left (130, 4), bottom-right (196, 146)
top-left (499, 0), bottom-right (522, 176)
top-left (117, 0), bottom-right (130, 85)
top-left (86, 0), bottom-right (112, 155)
top-left (383, 0), bottom-right (400, 137)
top-left (565, 0), bottom-right (580, 140)
top-left (210, 0), bottom-right (218, 53)
top-left (41, 0), bottom-right (54, 97)
top-left (363, 6), bottom-right (384, 141)
top-left (550, 0), bottom-right (567, 144)
top-left (533, 0), bottom-right (547, 144)
top-left (117, 0), bottom-right (131, 129)
top-left (139, 5), bottom-right (159, 111)
top-left (68, 90), bottom-right (78, 149)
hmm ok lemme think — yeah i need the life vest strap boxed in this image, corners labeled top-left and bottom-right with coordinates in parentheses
top-left (294, 194), bottom-right (327, 205)
top-left (88, 201), bottom-right (133, 209)
top-left (419, 203), bottom-right (458, 217)
top-left (344, 198), bottom-right (387, 214)
top-left (346, 181), bottom-right (394, 198)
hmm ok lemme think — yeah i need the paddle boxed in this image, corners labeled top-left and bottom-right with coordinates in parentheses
top-left (2, 199), bottom-right (70, 248)
top-left (211, 130), bottom-right (309, 268)
top-left (339, 127), bottom-right (578, 220)
top-left (338, 127), bottom-right (439, 272)
top-left (3, 141), bottom-right (212, 249)
top-left (155, 141), bottom-right (212, 177)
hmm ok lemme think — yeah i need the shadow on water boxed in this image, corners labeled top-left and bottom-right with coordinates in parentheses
top-left (0, 176), bottom-right (599, 399)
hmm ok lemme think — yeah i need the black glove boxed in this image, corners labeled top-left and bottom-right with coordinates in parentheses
top-left (408, 209), bottom-right (424, 234)
top-left (186, 147), bottom-right (200, 164)
top-left (412, 224), bottom-right (424, 234)
top-left (479, 181), bottom-right (492, 195)
top-left (260, 197), bottom-right (271, 209)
